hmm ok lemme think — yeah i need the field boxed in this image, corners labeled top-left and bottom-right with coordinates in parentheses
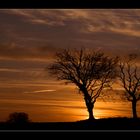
top-left (0, 117), bottom-right (140, 130)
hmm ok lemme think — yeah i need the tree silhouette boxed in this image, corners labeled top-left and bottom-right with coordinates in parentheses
top-left (48, 49), bottom-right (118, 120)
top-left (119, 54), bottom-right (140, 119)
top-left (7, 112), bottom-right (30, 124)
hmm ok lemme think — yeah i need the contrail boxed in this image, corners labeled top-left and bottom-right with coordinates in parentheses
top-left (24, 89), bottom-right (56, 93)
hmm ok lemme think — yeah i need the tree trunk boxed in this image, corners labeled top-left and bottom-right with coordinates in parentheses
top-left (85, 98), bottom-right (95, 120)
top-left (81, 86), bottom-right (95, 120)
top-left (132, 99), bottom-right (137, 119)
top-left (88, 104), bottom-right (94, 120)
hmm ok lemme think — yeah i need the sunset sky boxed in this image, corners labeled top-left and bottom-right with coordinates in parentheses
top-left (0, 9), bottom-right (140, 122)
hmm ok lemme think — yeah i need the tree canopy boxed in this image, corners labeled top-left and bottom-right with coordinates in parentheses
top-left (48, 48), bottom-right (118, 119)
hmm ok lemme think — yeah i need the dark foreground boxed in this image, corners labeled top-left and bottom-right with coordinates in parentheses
top-left (0, 117), bottom-right (140, 130)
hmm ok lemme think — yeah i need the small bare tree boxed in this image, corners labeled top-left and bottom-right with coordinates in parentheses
top-left (119, 54), bottom-right (140, 119)
top-left (48, 49), bottom-right (118, 120)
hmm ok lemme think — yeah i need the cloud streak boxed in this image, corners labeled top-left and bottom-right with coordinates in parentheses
top-left (24, 89), bottom-right (56, 93)
top-left (1, 9), bottom-right (140, 60)
top-left (0, 43), bottom-right (61, 60)
top-left (2, 9), bottom-right (140, 37)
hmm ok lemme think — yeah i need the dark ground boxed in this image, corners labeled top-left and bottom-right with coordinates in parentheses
top-left (0, 117), bottom-right (140, 130)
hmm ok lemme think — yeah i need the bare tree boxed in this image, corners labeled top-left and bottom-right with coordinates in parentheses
top-left (48, 49), bottom-right (118, 120)
top-left (119, 54), bottom-right (140, 119)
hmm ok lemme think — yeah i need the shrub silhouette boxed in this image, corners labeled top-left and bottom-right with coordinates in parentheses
top-left (7, 112), bottom-right (30, 124)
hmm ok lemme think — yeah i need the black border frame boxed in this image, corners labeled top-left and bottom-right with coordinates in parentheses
top-left (0, 0), bottom-right (140, 136)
